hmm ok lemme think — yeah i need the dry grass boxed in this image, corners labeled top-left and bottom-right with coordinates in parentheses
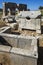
top-left (41, 21), bottom-right (43, 26)
top-left (11, 28), bottom-right (37, 36)
top-left (0, 53), bottom-right (11, 65)
top-left (0, 20), bottom-right (6, 28)
top-left (39, 38), bottom-right (43, 47)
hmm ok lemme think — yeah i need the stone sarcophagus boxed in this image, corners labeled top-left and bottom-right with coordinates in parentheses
top-left (0, 26), bottom-right (38, 65)
top-left (16, 11), bottom-right (41, 34)
top-left (18, 18), bottom-right (41, 30)
top-left (0, 27), bottom-right (38, 65)
top-left (0, 44), bottom-right (38, 65)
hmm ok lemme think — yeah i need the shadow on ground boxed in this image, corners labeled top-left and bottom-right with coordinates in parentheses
top-left (38, 47), bottom-right (43, 65)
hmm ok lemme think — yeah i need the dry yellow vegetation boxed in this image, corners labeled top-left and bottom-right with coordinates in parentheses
top-left (0, 20), bottom-right (6, 28)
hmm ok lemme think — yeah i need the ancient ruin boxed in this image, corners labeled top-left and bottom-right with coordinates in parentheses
top-left (0, 2), bottom-right (43, 65)
top-left (3, 2), bottom-right (27, 16)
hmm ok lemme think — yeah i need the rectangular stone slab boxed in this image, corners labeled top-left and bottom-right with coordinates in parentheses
top-left (0, 45), bottom-right (11, 52)
top-left (0, 49), bottom-right (37, 65)
top-left (19, 19), bottom-right (41, 30)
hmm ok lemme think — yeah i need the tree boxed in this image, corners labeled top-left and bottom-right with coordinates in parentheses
top-left (39, 6), bottom-right (43, 10)
top-left (39, 6), bottom-right (43, 16)
top-left (27, 9), bottom-right (30, 11)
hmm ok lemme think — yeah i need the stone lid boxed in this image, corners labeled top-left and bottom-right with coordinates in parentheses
top-left (0, 45), bottom-right (11, 52)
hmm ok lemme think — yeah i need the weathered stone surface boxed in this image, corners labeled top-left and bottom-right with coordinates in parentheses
top-left (36, 29), bottom-right (41, 34)
top-left (0, 26), bottom-right (10, 33)
top-left (6, 23), bottom-right (18, 29)
top-left (0, 44), bottom-right (38, 65)
top-left (0, 28), bottom-right (37, 50)
top-left (3, 36), bottom-right (18, 47)
top-left (0, 51), bottom-right (37, 65)
top-left (18, 19), bottom-right (41, 30)
top-left (0, 25), bottom-right (38, 65)
top-left (18, 11), bottom-right (41, 18)
top-left (18, 38), bottom-right (32, 49)
top-left (0, 45), bottom-right (11, 52)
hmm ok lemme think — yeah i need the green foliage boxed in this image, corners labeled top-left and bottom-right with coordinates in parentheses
top-left (39, 6), bottom-right (43, 9)
top-left (39, 6), bottom-right (43, 16)
top-left (41, 11), bottom-right (43, 16)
